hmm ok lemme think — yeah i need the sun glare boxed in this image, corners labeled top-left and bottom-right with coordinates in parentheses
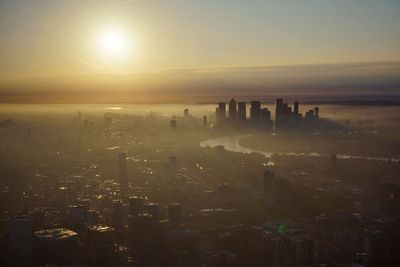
top-left (94, 25), bottom-right (135, 62)
top-left (101, 31), bottom-right (124, 54)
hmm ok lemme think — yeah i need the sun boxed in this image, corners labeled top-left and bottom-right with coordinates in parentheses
top-left (100, 31), bottom-right (125, 54)
top-left (95, 25), bottom-right (134, 61)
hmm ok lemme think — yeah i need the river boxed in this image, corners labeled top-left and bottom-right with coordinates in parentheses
top-left (199, 135), bottom-right (400, 163)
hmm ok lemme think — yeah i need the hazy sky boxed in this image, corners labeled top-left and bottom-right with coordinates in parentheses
top-left (1, 0), bottom-right (400, 78)
top-left (0, 0), bottom-right (399, 101)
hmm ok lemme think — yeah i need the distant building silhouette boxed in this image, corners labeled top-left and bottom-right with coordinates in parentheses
top-left (112, 199), bottom-right (124, 231)
top-left (213, 97), bottom-right (320, 129)
top-left (229, 98), bottom-right (237, 120)
top-left (216, 102), bottom-right (226, 124)
top-left (294, 101), bottom-right (299, 115)
top-left (238, 102), bottom-right (247, 121)
top-left (314, 107), bottom-right (319, 118)
top-left (250, 101), bottom-right (261, 122)
top-left (184, 108), bottom-right (189, 121)
top-left (170, 119), bottom-right (176, 129)
top-left (261, 108), bottom-right (272, 128)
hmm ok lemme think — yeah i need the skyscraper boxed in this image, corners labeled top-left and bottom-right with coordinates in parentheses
top-left (217, 102), bottom-right (226, 124)
top-left (250, 101), bottom-right (261, 122)
top-left (294, 101), bottom-right (299, 114)
top-left (229, 98), bottom-right (237, 120)
top-left (170, 119), bottom-right (177, 129)
top-left (83, 225), bottom-right (116, 267)
top-left (184, 108), bottom-right (189, 121)
top-left (261, 108), bottom-right (272, 128)
top-left (118, 153), bottom-right (128, 187)
top-left (314, 107), bottom-right (319, 118)
top-left (68, 204), bottom-right (87, 227)
top-left (112, 199), bottom-right (124, 231)
top-left (238, 102), bottom-right (247, 121)
top-left (275, 98), bottom-right (292, 129)
top-left (10, 215), bottom-right (33, 258)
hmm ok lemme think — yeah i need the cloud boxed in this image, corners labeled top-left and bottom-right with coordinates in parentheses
top-left (0, 61), bottom-right (399, 103)
top-left (74, 59), bottom-right (104, 72)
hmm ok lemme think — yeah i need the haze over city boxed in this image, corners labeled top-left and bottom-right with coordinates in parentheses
top-left (0, 1), bottom-right (399, 267)
top-left (1, 0), bottom-right (400, 102)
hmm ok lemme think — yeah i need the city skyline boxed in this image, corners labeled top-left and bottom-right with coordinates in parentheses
top-left (1, 2), bottom-right (400, 266)
top-left (0, 1), bottom-right (400, 102)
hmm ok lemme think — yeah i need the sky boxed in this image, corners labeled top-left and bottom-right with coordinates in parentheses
top-left (0, 0), bottom-right (399, 101)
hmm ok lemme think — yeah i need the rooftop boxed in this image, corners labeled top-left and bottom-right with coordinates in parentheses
top-left (34, 228), bottom-right (78, 243)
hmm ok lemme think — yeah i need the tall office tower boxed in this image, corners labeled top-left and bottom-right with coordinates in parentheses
top-left (275, 98), bottom-right (293, 129)
top-left (218, 102), bottom-right (226, 117)
top-left (250, 101), bottom-right (261, 122)
top-left (238, 102), bottom-right (247, 121)
top-left (83, 225), bottom-right (116, 267)
top-left (112, 200), bottom-right (124, 231)
top-left (305, 109), bottom-right (315, 119)
top-left (118, 153), bottom-right (128, 187)
top-left (263, 170), bottom-right (275, 196)
top-left (314, 107), bottom-right (319, 118)
top-left (10, 215), bottom-right (33, 257)
top-left (275, 98), bottom-right (284, 121)
top-left (129, 196), bottom-right (144, 216)
top-left (69, 204), bottom-right (87, 227)
top-left (228, 98), bottom-right (237, 120)
top-left (184, 108), bottom-right (189, 121)
top-left (283, 103), bottom-right (291, 115)
top-left (217, 102), bottom-right (226, 124)
top-left (85, 209), bottom-right (99, 225)
top-left (170, 119), bottom-right (177, 129)
top-left (168, 203), bottom-right (182, 226)
top-left (144, 203), bottom-right (161, 221)
top-left (294, 101), bottom-right (299, 114)
top-left (128, 214), bottom-right (159, 262)
top-left (203, 115), bottom-right (207, 127)
top-left (34, 228), bottom-right (80, 266)
top-left (261, 108), bottom-right (271, 120)
top-left (276, 98), bottom-right (284, 110)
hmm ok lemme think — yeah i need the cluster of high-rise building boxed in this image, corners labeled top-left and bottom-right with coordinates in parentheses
top-left (216, 99), bottom-right (273, 128)
top-left (7, 195), bottom-right (184, 266)
top-left (2, 107), bottom-right (399, 267)
top-left (215, 98), bottom-right (320, 129)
